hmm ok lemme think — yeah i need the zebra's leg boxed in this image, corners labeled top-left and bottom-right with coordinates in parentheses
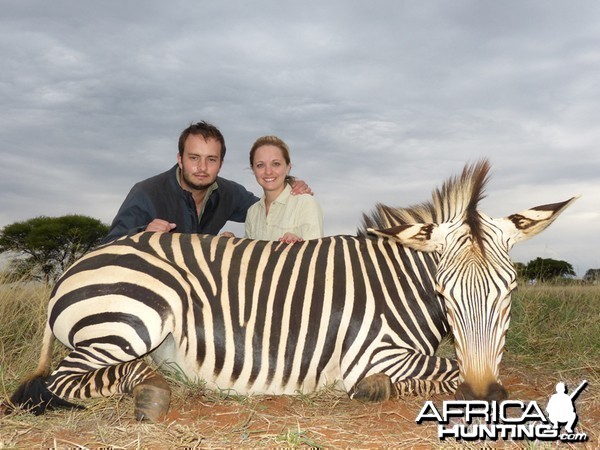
top-left (43, 348), bottom-right (171, 421)
top-left (388, 351), bottom-right (459, 398)
top-left (390, 378), bottom-right (458, 398)
top-left (350, 374), bottom-right (458, 401)
top-left (349, 352), bottom-right (459, 401)
top-left (349, 373), bottom-right (393, 401)
top-left (131, 371), bottom-right (171, 421)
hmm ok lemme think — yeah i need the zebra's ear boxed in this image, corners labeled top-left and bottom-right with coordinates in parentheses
top-left (497, 196), bottom-right (579, 247)
top-left (367, 223), bottom-right (446, 252)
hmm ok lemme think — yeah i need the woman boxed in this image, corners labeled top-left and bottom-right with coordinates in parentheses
top-left (245, 136), bottom-right (323, 243)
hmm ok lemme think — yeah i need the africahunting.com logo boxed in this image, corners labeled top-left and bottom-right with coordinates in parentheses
top-left (416, 380), bottom-right (589, 443)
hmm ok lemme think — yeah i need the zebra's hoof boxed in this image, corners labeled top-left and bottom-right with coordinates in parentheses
top-left (350, 373), bottom-right (392, 402)
top-left (133, 379), bottom-right (171, 421)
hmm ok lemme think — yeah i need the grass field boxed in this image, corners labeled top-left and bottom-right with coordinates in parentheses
top-left (0, 274), bottom-right (598, 449)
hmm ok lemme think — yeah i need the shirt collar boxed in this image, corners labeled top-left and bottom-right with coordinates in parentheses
top-left (260, 183), bottom-right (292, 208)
top-left (273, 183), bottom-right (292, 204)
top-left (176, 166), bottom-right (219, 218)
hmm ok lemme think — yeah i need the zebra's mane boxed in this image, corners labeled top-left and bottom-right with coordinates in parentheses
top-left (358, 160), bottom-right (491, 244)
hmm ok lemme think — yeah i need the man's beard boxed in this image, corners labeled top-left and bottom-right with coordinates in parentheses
top-left (181, 168), bottom-right (215, 191)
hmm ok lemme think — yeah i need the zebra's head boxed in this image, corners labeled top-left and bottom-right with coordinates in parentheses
top-left (365, 160), bottom-right (577, 401)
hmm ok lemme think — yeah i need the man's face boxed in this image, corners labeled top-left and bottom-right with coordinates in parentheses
top-left (177, 134), bottom-right (223, 192)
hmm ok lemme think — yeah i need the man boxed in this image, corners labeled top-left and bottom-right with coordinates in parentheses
top-left (546, 382), bottom-right (579, 434)
top-left (102, 121), bottom-right (310, 243)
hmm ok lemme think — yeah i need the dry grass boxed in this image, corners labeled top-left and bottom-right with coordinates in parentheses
top-left (1, 274), bottom-right (599, 449)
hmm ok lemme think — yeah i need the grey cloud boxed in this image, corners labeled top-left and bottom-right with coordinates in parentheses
top-left (1, 0), bottom-right (599, 275)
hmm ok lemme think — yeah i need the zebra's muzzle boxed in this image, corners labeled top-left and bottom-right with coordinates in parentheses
top-left (454, 381), bottom-right (508, 403)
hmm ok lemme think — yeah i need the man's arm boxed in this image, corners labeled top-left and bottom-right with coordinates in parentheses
top-left (228, 182), bottom-right (260, 223)
top-left (101, 188), bottom-right (157, 244)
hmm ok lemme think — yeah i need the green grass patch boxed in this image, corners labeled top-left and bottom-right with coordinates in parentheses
top-left (506, 284), bottom-right (600, 372)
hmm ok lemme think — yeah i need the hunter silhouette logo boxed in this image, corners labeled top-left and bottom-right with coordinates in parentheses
top-left (416, 380), bottom-right (589, 442)
top-left (546, 380), bottom-right (587, 434)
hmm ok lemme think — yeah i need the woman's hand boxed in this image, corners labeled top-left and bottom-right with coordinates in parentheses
top-left (279, 233), bottom-right (304, 244)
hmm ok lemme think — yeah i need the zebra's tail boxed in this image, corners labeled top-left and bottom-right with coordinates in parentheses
top-left (34, 322), bottom-right (55, 377)
top-left (5, 322), bottom-right (83, 415)
top-left (7, 376), bottom-right (84, 415)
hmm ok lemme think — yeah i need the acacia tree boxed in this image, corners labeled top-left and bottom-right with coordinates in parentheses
top-left (0, 215), bottom-right (109, 283)
top-left (524, 257), bottom-right (575, 282)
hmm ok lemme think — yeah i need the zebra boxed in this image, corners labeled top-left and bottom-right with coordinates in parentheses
top-left (7, 160), bottom-right (576, 421)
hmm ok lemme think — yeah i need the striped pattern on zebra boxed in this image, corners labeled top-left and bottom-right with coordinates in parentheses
top-left (7, 160), bottom-right (576, 420)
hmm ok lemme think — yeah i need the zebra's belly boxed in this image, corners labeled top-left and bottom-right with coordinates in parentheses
top-left (150, 335), bottom-right (345, 395)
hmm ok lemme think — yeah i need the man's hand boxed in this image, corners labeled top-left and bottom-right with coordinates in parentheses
top-left (290, 179), bottom-right (313, 196)
top-left (145, 219), bottom-right (177, 233)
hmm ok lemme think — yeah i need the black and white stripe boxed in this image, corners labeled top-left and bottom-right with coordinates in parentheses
top-left (45, 230), bottom-right (456, 398)
top-left (11, 159), bottom-right (575, 414)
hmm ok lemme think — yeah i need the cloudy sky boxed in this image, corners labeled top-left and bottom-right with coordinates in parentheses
top-left (1, 1), bottom-right (598, 276)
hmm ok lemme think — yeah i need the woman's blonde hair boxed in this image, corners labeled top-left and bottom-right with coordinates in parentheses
top-left (249, 135), bottom-right (294, 183)
top-left (249, 135), bottom-right (291, 166)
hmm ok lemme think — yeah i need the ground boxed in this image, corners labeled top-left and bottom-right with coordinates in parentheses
top-left (1, 364), bottom-right (598, 449)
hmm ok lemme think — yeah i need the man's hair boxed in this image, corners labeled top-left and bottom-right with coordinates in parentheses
top-left (178, 121), bottom-right (226, 159)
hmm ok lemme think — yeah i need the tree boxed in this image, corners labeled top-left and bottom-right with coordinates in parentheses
top-left (513, 262), bottom-right (527, 279)
top-left (524, 257), bottom-right (576, 282)
top-left (583, 268), bottom-right (600, 284)
top-left (0, 215), bottom-right (109, 282)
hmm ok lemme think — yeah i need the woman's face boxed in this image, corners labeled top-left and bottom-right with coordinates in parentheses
top-left (251, 145), bottom-right (290, 194)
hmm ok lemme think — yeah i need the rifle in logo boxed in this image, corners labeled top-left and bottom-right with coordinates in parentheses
top-left (569, 380), bottom-right (588, 401)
